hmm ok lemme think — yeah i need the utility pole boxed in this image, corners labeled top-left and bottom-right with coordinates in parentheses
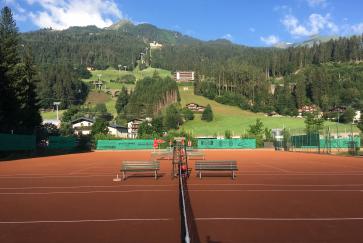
top-left (53, 102), bottom-right (61, 121)
top-left (97, 74), bottom-right (102, 90)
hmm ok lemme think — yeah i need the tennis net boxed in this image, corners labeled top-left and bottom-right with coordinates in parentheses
top-left (179, 165), bottom-right (199, 243)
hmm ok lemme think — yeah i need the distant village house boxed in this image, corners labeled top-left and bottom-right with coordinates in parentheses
top-left (185, 103), bottom-right (206, 113)
top-left (149, 41), bottom-right (163, 49)
top-left (174, 71), bottom-right (195, 82)
top-left (70, 117), bottom-right (128, 137)
top-left (127, 118), bottom-right (152, 138)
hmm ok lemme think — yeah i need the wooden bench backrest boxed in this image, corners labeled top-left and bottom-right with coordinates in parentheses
top-left (122, 161), bottom-right (160, 169)
top-left (195, 160), bottom-right (237, 169)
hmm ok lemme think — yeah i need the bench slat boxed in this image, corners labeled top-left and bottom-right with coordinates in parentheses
top-left (195, 160), bottom-right (238, 179)
top-left (120, 161), bottom-right (160, 180)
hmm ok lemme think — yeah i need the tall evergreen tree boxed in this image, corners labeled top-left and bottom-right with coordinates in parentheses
top-left (0, 7), bottom-right (41, 133)
top-left (15, 47), bottom-right (42, 133)
top-left (0, 7), bottom-right (19, 133)
top-left (115, 86), bottom-right (129, 114)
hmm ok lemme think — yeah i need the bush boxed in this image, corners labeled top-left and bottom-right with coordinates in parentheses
top-left (340, 107), bottom-right (355, 124)
top-left (201, 104), bottom-right (213, 122)
top-left (164, 104), bottom-right (183, 130)
top-left (248, 119), bottom-right (265, 148)
top-left (117, 74), bottom-right (136, 84)
top-left (91, 119), bottom-right (109, 135)
top-left (224, 130), bottom-right (232, 139)
top-left (181, 108), bottom-right (194, 121)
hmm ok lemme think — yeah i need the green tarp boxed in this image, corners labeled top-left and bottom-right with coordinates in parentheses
top-left (197, 139), bottom-right (256, 149)
top-left (97, 140), bottom-right (154, 150)
top-left (291, 133), bottom-right (320, 148)
top-left (0, 133), bottom-right (36, 151)
top-left (320, 137), bottom-right (360, 149)
top-left (48, 136), bottom-right (77, 150)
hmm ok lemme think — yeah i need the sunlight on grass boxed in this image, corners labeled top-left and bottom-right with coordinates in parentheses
top-left (179, 87), bottom-right (357, 136)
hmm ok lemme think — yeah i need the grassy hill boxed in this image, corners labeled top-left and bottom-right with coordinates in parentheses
top-left (179, 87), bottom-right (356, 136)
top-left (42, 67), bottom-right (172, 120)
top-left (83, 67), bottom-right (172, 90)
top-left (42, 69), bottom-right (357, 136)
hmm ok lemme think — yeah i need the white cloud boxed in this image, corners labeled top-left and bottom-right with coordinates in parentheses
top-left (26, 0), bottom-right (123, 29)
top-left (222, 33), bottom-right (233, 41)
top-left (306, 0), bottom-right (328, 8)
top-left (282, 13), bottom-right (338, 37)
top-left (351, 23), bottom-right (363, 34)
top-left (249, 27), bottom-right (255, 33)
top-left (260, 35), bottom-right (280, 45)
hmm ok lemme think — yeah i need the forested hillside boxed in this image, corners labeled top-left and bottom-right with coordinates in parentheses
top-left (20, 21), bottom-right (363, 117)
top-left (21, 21), bottom-right (199, 70)
top-left (123, 75), bottom-right (180, 119)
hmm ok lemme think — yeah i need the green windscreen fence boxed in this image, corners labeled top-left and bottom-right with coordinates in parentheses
top-left (197, 139), bottom-right (256, 149)
top-left (97, 140), bottom-right (154, 150)
top-left (48, 136), bottom-right (77, 150)
top-left (0, 133), bottom-right (36, 151)
top-left (320, 137), bottom-right (360, 149)
top-left (291, 133), bottom-right (320, 148)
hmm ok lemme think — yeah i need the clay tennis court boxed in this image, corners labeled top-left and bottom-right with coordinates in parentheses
top-left (0, 150), bottom-right (363, 243)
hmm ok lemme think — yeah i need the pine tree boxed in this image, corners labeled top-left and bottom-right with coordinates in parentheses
top-left (0, 7), bottom-right (22, 133)
top-left (115, 86), bottom-right (129, 114)
top-left (164, 104), bottom-right (182, 129)
top-left (0, 7), bottom-right (41, 134)
top-left (15, 47), bottom-right (42, 133)
top-left (201, 104), bottom-right (213, 122)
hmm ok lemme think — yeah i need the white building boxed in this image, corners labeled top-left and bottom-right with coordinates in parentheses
top-left (353, 111), bottom-right (361, 124)
top-left (127, 118), bottom-right (153, 138)
top-left (174, 71), bottom-right (195, 82)
top-left (271, 128), bottom-right (284, 141)
top-left (71, 118), bottom-right (128, 138)
top-left (108, 124), bottom-right (128, 138)
top-left (71, 117), bottom-right (94, 136)
top-left (149, 41), bottom-right (163, 49)
top-left (42, 119), bottom-right (61, 128)
top-left (127, 119), bottom-right (143, 138)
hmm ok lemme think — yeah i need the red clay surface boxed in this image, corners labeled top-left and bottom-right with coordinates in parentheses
top-left (0, 150), bottom-right (363, 243)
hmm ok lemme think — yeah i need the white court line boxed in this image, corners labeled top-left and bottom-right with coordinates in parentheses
top-left (195, 217), bottom-right (363, 221)
top-left (238, 171), bottom-right (363, 174)
top-left (0, 189), bottom-right (174, 195)
top-left (236, 173), bottom-right (363, 176)
top-left (252, 161), bottom-right (292, 173)
top-left (0, 174), bottom-right (114, 179)
top-left (300, 159), bottom-right (363, 170)
top-left (68, 166), bottom-right (103, 175)
top-left (0, 185), bottom-right (176, 190)
top-left (0, 218), bottom-right (173, 224)
top-left (188, 189), bottom-right (363, 192)
top-left (188, 183), bottom-right (363, 187)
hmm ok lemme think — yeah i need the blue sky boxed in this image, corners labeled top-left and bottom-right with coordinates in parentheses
top-left (3, 0), bottom-right (363, 46)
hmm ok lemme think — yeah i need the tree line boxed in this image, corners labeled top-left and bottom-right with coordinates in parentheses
top-left (0, 7), bottom-right (41, 134)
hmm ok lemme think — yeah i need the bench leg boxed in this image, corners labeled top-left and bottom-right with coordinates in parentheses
top-left (154, 170), bottom-right (157, 180)
top-left (232, 171), bottom-right (235, 180)
top-left (122, 171), bottom-right (125, 180)
top-left (199, 171), bottom-right (202, 179)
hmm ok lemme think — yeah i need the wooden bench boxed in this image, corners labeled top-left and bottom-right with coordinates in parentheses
top-left (120, 161), bottom-right (160, 180)
top-left (195, 160), bottom-right (238, 179)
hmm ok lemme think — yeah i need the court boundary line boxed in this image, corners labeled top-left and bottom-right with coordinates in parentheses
top-left (0, 189), bottom-right (175, 195)
top-left (0, 218), bottom-right (173, 224)
top-left (195, 217), bottom-right (363, 221)
top-left (251, 161), bottom-right (292, 173)
top-left (0, 185), bottom-right (176, 190)
top-left (188, 189), bottom-right (363, 192)
top-left (188, 183), bottom-right (363, 187)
